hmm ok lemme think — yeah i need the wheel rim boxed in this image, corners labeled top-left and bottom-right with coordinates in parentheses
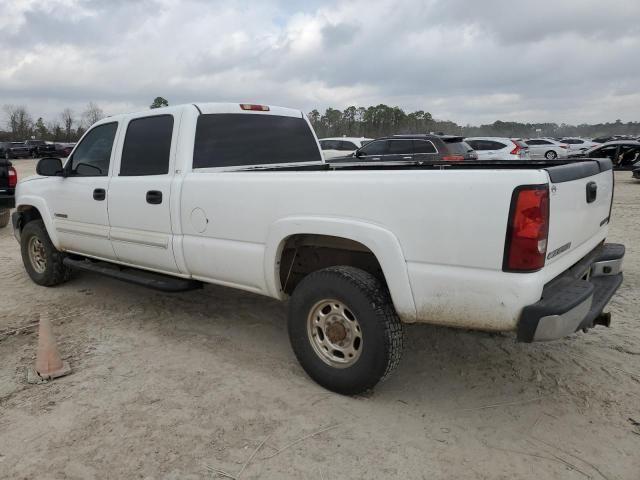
top-left (546, 151), bottom-right (557, 159)
top-left (28, 236), bottom-right (47, 274)
top-left (307, 299), bottom-right (363, 368)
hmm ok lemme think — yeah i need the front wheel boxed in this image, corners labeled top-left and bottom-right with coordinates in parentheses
top-left (20, 219), bottom-right (71, 286)
top-left (0, 209), bottom-right (9, 228)
top-left (288, 266), bottom-right (404, 395)
top-left (545, 150), bottom-right (558, 160)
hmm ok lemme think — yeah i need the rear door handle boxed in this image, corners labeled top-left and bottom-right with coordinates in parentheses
top-left (93, 188), bottom-right (106, 201)
top-left (146, 190), bottom-right (163, 205)
top-left (402, 156), bottom-right (412, 160)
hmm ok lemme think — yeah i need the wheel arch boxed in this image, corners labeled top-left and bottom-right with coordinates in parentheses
top-left (264, 216), bottom-right (417, 322)
top-left (15, 197), bottom-right (60, 247)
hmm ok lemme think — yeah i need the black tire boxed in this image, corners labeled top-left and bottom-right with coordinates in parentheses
top-left (20, 219), bottom-right (71, 286)
top-left (0, 209), bottom-right (9, 228)
top-left (545, 150), bottom-right (557, 160)
top-left (288, 266), bottom-right (404, 395)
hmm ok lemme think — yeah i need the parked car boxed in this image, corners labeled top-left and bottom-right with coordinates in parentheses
top-left (0, 158), bottom-right (17, 227)
top-left (570, 140), bottom-right (640, 170)
top-left (464, 137), bottom-right (530, 160)
top-left (0, 142), bottom-right (31, 160)
top-left (54, 142), bottom-right (76, 157)
top-left (560, 138), bottom-right (597, 154)
top-left (330, 134), bottom-right (478, 163)
top-left (12, 102), bottom-right (624, 394)
top-left (523, 138), bottom-right (568, 160)
top-left (319, 137), bottom-right (373, 159)
top-left (24, 140), bottom-right (57, 158)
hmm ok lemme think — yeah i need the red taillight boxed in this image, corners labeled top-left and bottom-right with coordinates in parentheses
top-left (510, 140), bottom-right (521, 156)
top-left (503, 185), bottom-right (550, 272)
top-left (441, 154), bottom-right (464, 161)
top-left (240, 104), bottom-right (270, 111)
top-left (8, 166), bottom-right (17, 188)
top-left (559, 144), bottom-right (568, 149)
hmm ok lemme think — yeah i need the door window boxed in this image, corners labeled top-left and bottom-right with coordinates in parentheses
top-left (120, 115), bottom-right (174, 176)
top-left (358, 140), bottom-right (388, 156)
top-left (338, 141), bottom-right (358, 151)
top-left (387, 140), bottom-right (413, 155)
top-left (68, 122), bottom-right (118, 177)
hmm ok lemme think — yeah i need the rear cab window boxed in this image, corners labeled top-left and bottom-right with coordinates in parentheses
top-left (193, 114), bottom-right (321, 168)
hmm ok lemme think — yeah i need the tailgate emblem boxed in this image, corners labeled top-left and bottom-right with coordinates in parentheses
top-left (547, 242), bottom-right (571, 260)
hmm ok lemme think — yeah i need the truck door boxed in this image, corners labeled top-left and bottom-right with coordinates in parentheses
top-left (107, 112), bottom-right (180, 274)
top-left (49, 122), bottom-right (119, 260)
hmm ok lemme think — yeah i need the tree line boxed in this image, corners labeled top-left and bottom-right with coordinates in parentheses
top-left (0, 97), bottom-right (169, 143)
top-left (0, 102), bottom-right (106, 143)
top-left (3, 99), bottom-right (638, 143)
top-left (308, 105), bottom-right (640, 139)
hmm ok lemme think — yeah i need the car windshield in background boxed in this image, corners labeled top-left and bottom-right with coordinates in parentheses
top-left (193, 114), bottom-right (322, 168)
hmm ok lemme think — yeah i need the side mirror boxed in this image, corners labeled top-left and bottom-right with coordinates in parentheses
top-left (36, 157), bottom-right (63, 176)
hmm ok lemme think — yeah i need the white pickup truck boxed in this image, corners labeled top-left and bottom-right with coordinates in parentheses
top-left (12, 103), bottom-right (625, 394)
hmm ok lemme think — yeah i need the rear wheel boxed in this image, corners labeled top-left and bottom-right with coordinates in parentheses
top-left (0, 209), bottom-right (9, 228)
top-left (288, 266), bottom-right (404, 395)
top-left (545, 150), bottom-right (558, 160)
top-left (20, 220), bottom-right (71, 286)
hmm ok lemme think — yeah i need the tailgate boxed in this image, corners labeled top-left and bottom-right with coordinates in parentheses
top-left (544, 159), bottom-right (613, 267)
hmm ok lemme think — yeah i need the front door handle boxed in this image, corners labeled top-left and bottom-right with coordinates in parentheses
top-left (93, 188), bottom-right (106, 201)
top-left (146, 190), bottom-right (163, 205)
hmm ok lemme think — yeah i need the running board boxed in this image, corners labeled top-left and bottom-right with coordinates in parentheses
top-left (63, 258), bottom-right (202, 292)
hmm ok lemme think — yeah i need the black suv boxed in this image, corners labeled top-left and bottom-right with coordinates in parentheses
top-left (24, 140), bottom-right (57, 158)
top-left (329, 134), bottom-right (477, 163)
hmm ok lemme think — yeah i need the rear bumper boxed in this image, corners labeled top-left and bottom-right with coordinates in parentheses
top-left (0, 194), bottom-right (15, 209)
top-left (517, 243), bottom-right (625, 342)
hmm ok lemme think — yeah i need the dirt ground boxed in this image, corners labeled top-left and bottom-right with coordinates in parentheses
top-left (0, 160), bottom-right (638, 480)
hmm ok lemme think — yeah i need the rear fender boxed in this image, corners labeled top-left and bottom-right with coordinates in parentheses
top-left (265, 216), bottom-right (417, 322)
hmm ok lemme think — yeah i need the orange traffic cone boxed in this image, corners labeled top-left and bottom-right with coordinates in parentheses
top-left (34, 313), bottom-right (71, 380)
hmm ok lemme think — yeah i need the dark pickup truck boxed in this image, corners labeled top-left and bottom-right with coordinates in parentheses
top-left (0, 159), bottom-right (16, 227)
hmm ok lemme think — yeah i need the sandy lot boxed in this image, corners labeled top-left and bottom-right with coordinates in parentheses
top-left (1, 160), bottom-right (638, 479)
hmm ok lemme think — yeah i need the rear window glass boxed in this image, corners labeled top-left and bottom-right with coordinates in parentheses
top-left (446, 141), bottom-right (472, 155)
top-left (413, 140), bottom-right (437, 154)
top-left (193, 114), bottom-right (321, 168)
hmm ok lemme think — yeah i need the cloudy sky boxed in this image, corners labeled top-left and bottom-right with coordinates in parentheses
top-left (1, 0), bottom-right (639, 126)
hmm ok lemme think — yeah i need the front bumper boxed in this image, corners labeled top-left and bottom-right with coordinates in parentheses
top-left (518, 243), bottom-right (625, 342)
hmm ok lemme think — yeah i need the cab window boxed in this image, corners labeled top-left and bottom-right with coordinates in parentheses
top-left (68, 123), bottom-right (118, 177)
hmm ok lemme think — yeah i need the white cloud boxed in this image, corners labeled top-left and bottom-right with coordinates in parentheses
top-left (0, 0), bottom-right (638, 126)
